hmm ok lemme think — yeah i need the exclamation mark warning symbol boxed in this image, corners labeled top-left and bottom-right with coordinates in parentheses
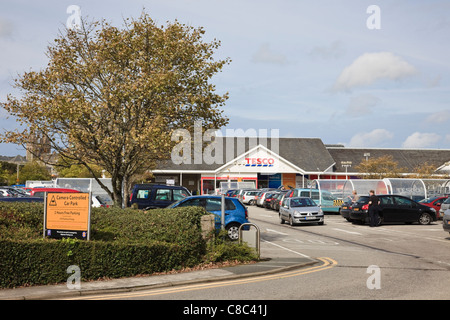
top-left (49, 195), bottom-right (57, 206)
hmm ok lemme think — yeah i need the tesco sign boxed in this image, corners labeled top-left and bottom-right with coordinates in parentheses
top-left (244, 157), bottom-right (275, 167)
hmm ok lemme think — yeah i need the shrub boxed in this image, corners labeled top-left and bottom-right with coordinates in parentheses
top-left (0, 202), bottom-right (257, 288)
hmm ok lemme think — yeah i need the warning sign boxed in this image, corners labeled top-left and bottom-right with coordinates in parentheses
top-left (44, 192), bottom-right (91, 240)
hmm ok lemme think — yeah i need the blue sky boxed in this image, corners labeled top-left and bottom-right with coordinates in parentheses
top-left (1, 0), bottom-right (450, 156)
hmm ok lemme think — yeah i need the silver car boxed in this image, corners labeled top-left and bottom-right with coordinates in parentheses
top-left (279, 197), bottom-right (324, 226)
top-left (439, 198), bottom-right (450, 219)
top-left (443, 208), bottom-right (450, 234)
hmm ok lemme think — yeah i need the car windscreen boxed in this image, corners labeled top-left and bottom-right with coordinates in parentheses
top-left (290, 198), bottom-right (316, 207)
top-left (356, 196), bottom-right (370, 204)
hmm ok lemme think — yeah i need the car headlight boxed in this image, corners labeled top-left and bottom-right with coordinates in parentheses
top-left (430, 208), bottom-right (436, 213)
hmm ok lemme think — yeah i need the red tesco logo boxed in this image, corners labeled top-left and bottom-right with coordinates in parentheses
top-left (244, 158), bottom-right (275, 167)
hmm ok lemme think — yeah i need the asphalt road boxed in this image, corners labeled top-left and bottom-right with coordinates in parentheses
top-left (82, 205), bottom-right (450, 301)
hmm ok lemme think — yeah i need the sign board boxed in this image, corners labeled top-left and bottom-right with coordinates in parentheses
top-left (44, 192), bottom-right (91, 240)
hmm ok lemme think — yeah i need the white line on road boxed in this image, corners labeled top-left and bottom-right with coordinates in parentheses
top-left (261, 239), bottom-right (313, 259)
top-left (266, 228), bottom-right (289, 235)
top-left (332, 228), bottom-right (363, 235)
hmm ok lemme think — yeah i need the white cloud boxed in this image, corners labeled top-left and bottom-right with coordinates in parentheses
top-left (348, 129), bottom-right (394, 147)
top-left (426, 110), bottom-right (450, 124)
top-left (333, 52), bottom-right (417, 91)
top-left (252, 43), bottom-right (287, 65)
top-left (402, 132), bottom-right (441, 148)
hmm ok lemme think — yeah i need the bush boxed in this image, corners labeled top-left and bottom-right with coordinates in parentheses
top-left (0, 202), bottom-right (257, 288)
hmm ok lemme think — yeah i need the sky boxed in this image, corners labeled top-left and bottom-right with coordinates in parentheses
top-left (1, 0), bottom-right (450, 156)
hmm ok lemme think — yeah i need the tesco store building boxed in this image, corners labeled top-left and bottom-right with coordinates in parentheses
top-left (151, 137), bottom-right (342, 195)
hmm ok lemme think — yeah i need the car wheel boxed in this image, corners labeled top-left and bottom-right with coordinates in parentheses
top-left (418, 213), bottom-right (432, 225)
top-left (226, 223), bottom-right (240, 241)
top-left (289, 215), bottom-right (296, 226)
top-left (279, 214), bottom-right (285, 224)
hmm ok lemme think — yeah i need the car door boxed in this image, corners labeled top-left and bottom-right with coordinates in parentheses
top-left (152, 188), bottom-right (174, 208)
top-left (134, 188), bottom-right (151, 209)
top-left (204, 198), bottom-right (235, 229)
top-left (393, 196), bottom-right (417, 222)
top-left (378, 196), bottom-right (395, 222)
top-left (280, 198), bottom-right (289, 220)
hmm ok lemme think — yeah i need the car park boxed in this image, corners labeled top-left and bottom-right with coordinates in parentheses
top-left (349, 195), bottom-right (437, 225)
top-left (167, 195), bottom-right (249, 240)
top-left (279, 196), bottom-right (324, 226)
top-left (129, 184), bottom-right (191, 209)
top-left (419, 196), bottom-right (448, 219)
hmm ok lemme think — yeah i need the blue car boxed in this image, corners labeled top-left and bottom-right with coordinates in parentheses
top-left (168, 195), bottom-right (249, 240)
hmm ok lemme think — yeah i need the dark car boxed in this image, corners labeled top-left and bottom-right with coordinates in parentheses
top-left (269, 192), bottom-right (282, 210)
top-left (263, 192), bottom-right (276, 209)
top-left (0, 196), bottom-right (44, 203)
top-left (349, 195), bottom-right (437, 225)
top-left (168, 195), bottom-right (249, 240)
top-left (129, 184), bottom-right (191, 209)
top-left (339, 199), bottom-right (354, 222)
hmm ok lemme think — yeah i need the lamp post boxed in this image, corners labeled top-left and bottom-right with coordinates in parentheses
top-left (341, 161), bottom-right (352, 180)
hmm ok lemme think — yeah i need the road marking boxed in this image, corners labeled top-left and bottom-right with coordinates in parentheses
top-left (261, 239), bottom-right (312, 259)
top-left (266, 228), bottom-right (289, 235)
top-left (68, 257), bottom-right (337, 300)
top-left (332, 228), bottom-right (363, 235)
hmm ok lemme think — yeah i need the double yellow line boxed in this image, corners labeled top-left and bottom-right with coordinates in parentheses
top-left (72, 257), bottom-right (337, 300)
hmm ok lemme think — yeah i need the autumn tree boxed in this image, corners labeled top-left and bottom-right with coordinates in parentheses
top-left (355, 155), bottom-right (406, 179)
top-left (1, 12), bottom-right (229, 206)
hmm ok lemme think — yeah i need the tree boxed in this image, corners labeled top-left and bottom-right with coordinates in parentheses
top-left (1, 12), bottom-right (229, 206)
top-left (355, 155), bottom-right (406, 179)
top-left (18, 161), bottom-right (52, 183)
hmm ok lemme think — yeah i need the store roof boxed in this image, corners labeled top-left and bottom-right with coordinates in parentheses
top-left (155, 137), bottom-right (336, 174)
top-left (327, 147), bottom-right (450, 173)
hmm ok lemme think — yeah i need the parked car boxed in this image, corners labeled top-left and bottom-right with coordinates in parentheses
top-left (263, 192), bottom-right (276, 209)
top-left (442, 209), bottom-right (450, 234)
top-left (339, 199), bottom-right (354, 222)
top-left (419, 196), bottom-right (448, 219)
top-left (30, 187), bottom-right (81, 198)
top-left (92, 195), bottom-right (112, 208)
top-left (0, 196), bottom-right (44, 203)
top-left (167, 195), bottom-right (249, 240)
top-left (0, 187), bottom-right (18, 197)
top-left (284, 188), bottom-right (341, 213)
top-left (129, 184), bottom-right (191, 209)
top-left (236, 189), bottom-right (257, 201)
top-left (349, 195), bottom-right (437, 225)
top-left (439, 197), bottom-right (450, 220)
top-left (256, 190), bottom-right (277, 207)
top-left (279, 197), bottom-right (324, 226)
top-left (241, 190), bottom-right (260, 205)
top-left (269, 192), bottom-right (282, 210)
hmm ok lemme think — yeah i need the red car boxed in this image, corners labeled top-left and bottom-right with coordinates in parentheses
top-left (419, 196), bottom-right (448, 219)
top-left (30, 187), bottom-right (81, 198)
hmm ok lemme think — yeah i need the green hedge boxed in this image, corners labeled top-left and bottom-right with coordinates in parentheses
top-left (0, 203), bottom-right (209, 288)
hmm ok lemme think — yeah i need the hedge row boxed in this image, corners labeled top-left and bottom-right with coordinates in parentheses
top-left (0, 202), bottom-right (210, 288)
